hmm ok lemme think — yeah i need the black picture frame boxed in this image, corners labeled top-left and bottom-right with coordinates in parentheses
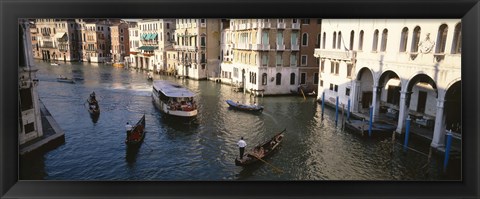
top-left (1, 0), bottom-right (479, 198)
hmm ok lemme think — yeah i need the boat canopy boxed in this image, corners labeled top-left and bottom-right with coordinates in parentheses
top-left (153, 80), bottom-right (195, 98)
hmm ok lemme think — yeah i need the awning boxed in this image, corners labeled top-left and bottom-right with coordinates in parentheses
top-left (150, 33), bottom-right (158, 40)
top-left (54, 32), bottom-right (67, 39)
top-left (142, 34), bottom-right (149, 40)
top-left (137, 46), bottom-right (158, 51)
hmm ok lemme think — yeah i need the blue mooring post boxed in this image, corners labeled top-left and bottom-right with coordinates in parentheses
top-left (335, 96), bottom-right (339, 127)
top-left (403, 116), bottom-right (411, 152)
top-left (347, 98), bottom-right (351, 121)
top-left (321, 92), bottom-right (325, 120)
top-left (368, 106), bottom-right (373, 137)
top-left (443, 130), bottom-right (453, 172)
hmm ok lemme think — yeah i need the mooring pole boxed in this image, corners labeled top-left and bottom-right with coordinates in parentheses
top-left (335, 96), bottom-right (339, 127)
top-left (321, 92), bottom-right (325, 120)
top-left (347, 98), bottom-right (351, 121)
top-left (443, 130), bottom-right (453, 172)
top-left (403, 116), bottom-right (411, 152)
top-left (368, 105), bottom-right (373, 137)
top-left (341, 104), bottom-right (345, 129)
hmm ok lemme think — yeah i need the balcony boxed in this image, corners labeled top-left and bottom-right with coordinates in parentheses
top-left (314, 49), bottom-right (357, 62)
top-left (251, 44), bottom-right (270, 51)
top-left (277, 23), bottom-right (286, 29)
top-left (291, 44), bottom-right (299, 51)
top-left (291, 23), bottom-right (300, 30)
top-left (236, 43), bottom-right (250, 50)
top-left (258, 22), bottom-right (271, 29)
top-left (252, 23), bottom-right (258, 29)
top-left (239, 24), bottom-right (247, 30)
top-left (276, 44), bottom-right (285, 51)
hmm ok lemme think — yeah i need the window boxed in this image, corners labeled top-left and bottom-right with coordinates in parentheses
top-left (400, 27), bottom-right (409, 52)
top-left (436, 24), bottom-right (448, 54)
top-left (313, 73), bottom-right (319, 84)
top-left (20, 88), bottom-right (33, 111)
top-left (330, 83), bottom-right (334, 90)
top-left (380, 29), bottom-right (388, 52)
top-left (349, 31), bottom-right (354, 50)
top-left (277, 31), bottom-right (284, 46)
top-left (316, 34), bottom-right (321, 48)
top-left (201, 36), bottom-right (206, 47)
top-left (335, 62), bottom-right (339, 75)
top-left (320, 80), bottom-right (323, 87)
top-left (302, 33), bottom-right (308, 46)
top-left (291, 32), bottom-right (298, 46)
top-left (290, 73), bottom-right (296, 85)
top-left (301, 19), bottom-right (310, 24)
top-left (321, 60), bottom-right (325, 72)
top-left (262, 73), bottom-right (267, 85)
top-left (332, 32), bottom-right (337, 49)
top-left (452, 23), bottom-right (462, 54)
top-left (167, 23), bottom-right (170, 29)
top-left (276, 53), bottom-right (282, 66)
top-left (276, 73), bottom-right (282, 85)
top-left (300, 73), bottom-right (306, 84)
top-left (322, 32), bottom-right (326, 49)
top-left (411, 26), bottom-right (421, 53)
top-left (347, 63), bottom-right (353, 78)
top-left (330, 61), bottom-right (335, 73)
top-left (334, 85), bottom-right (338, 92)
top-left (290, 54), bottom-right (297, 66)
top-left (201, 53), bottom-right (206, 63)
top-left (301, 55), bottom-right (307, 66)
top-left (345, 88), bottom-right (351, 96)
top-left (337, 31), bottom-right (342, 49)
top-left (372, 29), bottom-right (379, 52)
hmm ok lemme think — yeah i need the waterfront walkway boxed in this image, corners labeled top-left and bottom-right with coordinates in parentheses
top-left (19, 99), bottom-right (65, 155)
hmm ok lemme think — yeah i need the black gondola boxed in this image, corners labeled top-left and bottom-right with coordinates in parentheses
top-left (125, 114), bottom-right (146, 146)
top-left (226, 100), bottom-right (264, 113)
top-left (87, 96), bottom-right (100, 115)
top-left (235, 129), bottom-right (285, 166)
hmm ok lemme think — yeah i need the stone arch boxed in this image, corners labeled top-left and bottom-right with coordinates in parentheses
top-left (406, 73), bottom-right (438, 117)
top-left (444, 80), bottom-right (461, 133)
top-left (355, 67), bottom-right (375, 110)
top-left (378, 70), bottom-right (401, 107)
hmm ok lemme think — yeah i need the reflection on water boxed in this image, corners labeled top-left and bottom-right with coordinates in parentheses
top-left (19, 60), bottom-right (460, 181)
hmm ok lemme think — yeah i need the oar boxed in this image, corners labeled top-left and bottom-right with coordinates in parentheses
top-left (250, 154), bottom-right (284, 173)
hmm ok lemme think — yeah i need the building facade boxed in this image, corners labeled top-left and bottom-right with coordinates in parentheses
top-left (110, 21), bottom-right (130, 63)
top-left (298, 19), bottom-right (322, 93)
top-left (314, 19), bottom-right (461, 150)
top-left (82, 21), bottom-right (112, 63)
top-left (19, 20), bottom-right (43, 145)
top-left (220, 19), bottom-right (302, 95)
top-left (173, 18), bottom-right (221, 80)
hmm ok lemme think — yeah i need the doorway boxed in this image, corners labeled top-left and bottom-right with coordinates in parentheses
top-left (362, 91), bottom-right (372, 108)
top-left (417, 91), bottom-right (427, 113)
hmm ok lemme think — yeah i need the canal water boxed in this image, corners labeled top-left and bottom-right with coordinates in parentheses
top-left (21, 60), bottom-right (460, 181)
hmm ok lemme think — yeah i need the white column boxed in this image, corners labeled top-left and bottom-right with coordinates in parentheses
top-left (396, 91), bottom-right (410, 134)
top-left (351, 80), bottom-right (360, 113)
top-left (431, 99), bottom-right (447, 148)
top-left (372, 86), bottom-right (381, 122)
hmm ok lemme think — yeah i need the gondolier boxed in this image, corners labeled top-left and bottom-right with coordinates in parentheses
top-left (237, 137), bottom-right (247, 159)
top-left (125, 122), bottom-right (133, 133)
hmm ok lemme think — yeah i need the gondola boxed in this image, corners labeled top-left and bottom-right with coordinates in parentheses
top-left (226, 100), bottom-right (264, 113)
top-left (87, 97), bottom-right (100, 115)
top-left (235, 128), bottom-right (285, 166)
top-left (56, 76), bottom-right (75, 83)
top-left (125, 114), bottom-right (146, 146)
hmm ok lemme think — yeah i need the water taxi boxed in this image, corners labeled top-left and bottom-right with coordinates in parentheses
top-left (152, 80), bottom-right (197, 117)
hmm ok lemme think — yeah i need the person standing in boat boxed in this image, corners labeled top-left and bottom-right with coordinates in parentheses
top-left (90, 91), bottom-right (96, 102)
top-left (125, 122), bottom-right (133, 135)
top-left (237, 137), bottom-right (247, 159)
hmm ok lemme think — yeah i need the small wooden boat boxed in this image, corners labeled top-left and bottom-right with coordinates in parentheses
top-left (125, 114), bottom-right (146, 146)
top-left (51, 62), bottom-right (60, 66)
top-left (87, 97), bottom-right (100, 115)
top-left (147, 73), bottom-right (153, 81)
top-left (235, 129), bottom-right (285, 166)
top-left (226, 100), bottom-right (264, 113)
top-left (56, 76), bottom-right (75, 83)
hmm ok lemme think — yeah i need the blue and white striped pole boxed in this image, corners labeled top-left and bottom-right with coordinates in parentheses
top-left (335, 96), bottom-right (339, 127)
top-left (403, 116), bottom-right (411, 152)
top-left (443, 130), bottom-right (453, 172)
top-left (347, 98), bottom-right (351, 121)
top-left (321, 92), bottom-right (325, 120)
top-left (368, 105), bottom-right (373, 137)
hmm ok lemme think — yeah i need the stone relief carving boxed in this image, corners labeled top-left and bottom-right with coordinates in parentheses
top-left (418, 33), bottom-right (435, 54)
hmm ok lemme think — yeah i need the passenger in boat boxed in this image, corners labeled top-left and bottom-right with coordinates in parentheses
top-left (237, 137), bottom-right (247, 159)
top-left (90, 92), bottom-right (96, 101)
top-left (125, 122), bottom-right (133, 133)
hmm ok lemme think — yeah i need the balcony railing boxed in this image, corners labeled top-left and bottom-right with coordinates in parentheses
top-left (277, 44), bottom-right (285, 51)
top-left (277, 23), bottom-right (286, 29)
top-left (252, 23), bottom-right (258, 29)
top-left (314, 49), bottom-right (357, 61)
top-left (291, 44), bottom-right (299, 51)
top-left (258, 22), bottom-right (271, 29)
top-left (251, 44), bottom-right (270, 51)
top-left (291, 23), bottom-right (300, 29)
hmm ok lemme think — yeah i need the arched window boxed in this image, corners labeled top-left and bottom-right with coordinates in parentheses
top-left (332, 32), bottom-right (337, 49)
top-left (322, 32), bottom-right (326, 49)
top-left (380, 29), bottom-right (388, 52)
top-left (262, 73), bottom-right (268, 85)
top-left (436, 24), bottom-right (448, 54)
top-left (302, 33), bottom-right (308, 46)
top-left (358, 30), bottom-right (364, 50)
top-left (337, 31), bottom-right (342, 49)
top-left (316, 34), bottom-right (321, 48)
top-left (290, 73), bottom-right (296, 85)
top-left (276, 73), bottom-right (282, 85)
top-left (372, 29), bottom-right (379, 52)
top-left (349, 31), bottom-right (354, 50)
top-left (400, 27), bottom-right (409, 52)
top-left (411, 26), bottom-right (421, 53)
top-left (451, 23), bottom-right (462, 54)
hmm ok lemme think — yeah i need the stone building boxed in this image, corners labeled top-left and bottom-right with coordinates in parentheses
top-left (220, 19), bottom-right (302, 95)
top-left (110, 21), bottom-right (130, 64)
top-left (173, 19), bottom-right (221, 80)
top-left (81, 20), bottom-right (112, 63)
top-left (314, 19), bottom-right (461, 150)
top-left (298, 19), bottom-right (322, 94)
top-left (34, 19), bottom-right (79, 62)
